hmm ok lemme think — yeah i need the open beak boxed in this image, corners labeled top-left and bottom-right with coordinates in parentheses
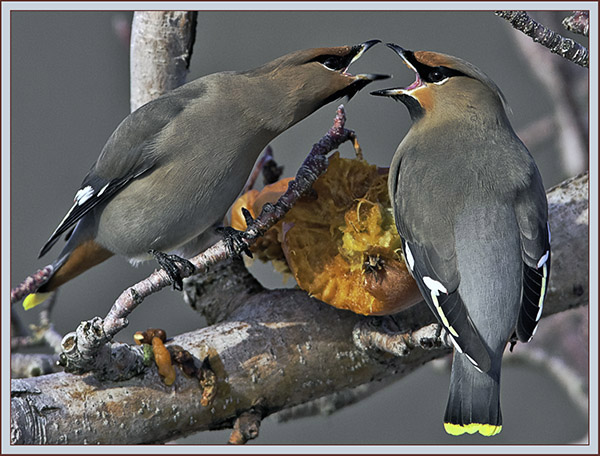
top-left (370, 43), bottom-right (422, 97)
top-left (344, 39), bottom-right (390, 83)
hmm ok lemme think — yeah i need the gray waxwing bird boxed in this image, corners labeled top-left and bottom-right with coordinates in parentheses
top-left (23, 40), bottom-right (389, 310)
top-left (371, 44), bottom-right (550, 436)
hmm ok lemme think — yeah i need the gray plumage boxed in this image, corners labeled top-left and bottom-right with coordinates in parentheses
top-left (33, 41), bottom-right (388, 296)
top-left (372, 44), bottom-right (550, 436)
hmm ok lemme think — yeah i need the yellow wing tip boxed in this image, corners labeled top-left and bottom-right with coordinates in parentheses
top-left (23, 292), bottom-right (52, 310)
top-left (444, 422), bottom-right (502, 437)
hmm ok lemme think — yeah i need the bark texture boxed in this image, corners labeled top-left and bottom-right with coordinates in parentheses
top-left (10, 172), bottom-right (589, 444)
top-left (495, 10), bottom-right (589, 67)
top-left (129, 11), bottom-right (197, 111)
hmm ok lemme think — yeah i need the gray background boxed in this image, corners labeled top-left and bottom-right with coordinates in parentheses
top-left (10, 10), bottom-right (588, 445)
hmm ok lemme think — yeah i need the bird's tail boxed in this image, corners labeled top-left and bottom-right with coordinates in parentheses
top-left (23, 239), bottom-right (113, 310)
top-left (443, 352), bottom-right (502, 437)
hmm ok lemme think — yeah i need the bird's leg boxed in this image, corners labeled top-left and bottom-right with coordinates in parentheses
top-left (149, 249), bottom-right (196, 291)
top-left (217, 221), bottom-right (254, 259)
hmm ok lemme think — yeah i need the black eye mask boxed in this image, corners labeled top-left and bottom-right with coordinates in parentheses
top-left (403, 50), bottom-right (468, 83)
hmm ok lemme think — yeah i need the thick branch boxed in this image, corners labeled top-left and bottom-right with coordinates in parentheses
top-left (495, 10), bottom-right (588, 67)
top-left (11, 172), bottom-right (588, 444)
top-left (129, 11), bottom-right (197, 111)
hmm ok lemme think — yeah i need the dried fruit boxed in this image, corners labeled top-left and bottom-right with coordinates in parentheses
top-left (152, 336), bottom-right (176, 386)
top-left (133, 328), bottom-right (167, 345)
top-left (230, 152), bottom-right (422, 316)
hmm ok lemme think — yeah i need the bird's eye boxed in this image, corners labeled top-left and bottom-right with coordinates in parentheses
top-left (309, 54), bottom-right (346, 71)
top-left (322, 56), bottom-right (344, 70)
top-left (429, 70), bottom-right (445, 83)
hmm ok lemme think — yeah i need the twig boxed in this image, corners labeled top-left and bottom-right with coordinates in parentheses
top-left (261, 148), bottom-right (284, 186)
top-left (242, 146), bottom-right (281, 194)
top-left (495, 11), bottom-right (588, 67)
top-left (60, 105), bottom-right (358, 374)
top-left (11, 291), bottom-right (63, 354)
top-left (505, 11), bottom-right (588, 176)
top-left (562, 11), bottom-right (589, 37)
top-left (10, 266), bottom-right (53, 305)
top-left (241, 105), bottom-right (355, 245)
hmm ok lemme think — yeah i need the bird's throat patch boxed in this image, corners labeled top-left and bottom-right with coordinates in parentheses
top-left (408, 85), bottom-right (434, 112)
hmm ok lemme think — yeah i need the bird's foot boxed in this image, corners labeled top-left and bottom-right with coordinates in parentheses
top-left (419, 323), bottom-right (445, 350)
top-left (149, 249), bottom-right (196, 291)
top-left (217, 226), bottom-right (253, 259)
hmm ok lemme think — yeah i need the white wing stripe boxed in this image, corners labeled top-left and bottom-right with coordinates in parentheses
top-left (75, 185), bottom-right (94, 206)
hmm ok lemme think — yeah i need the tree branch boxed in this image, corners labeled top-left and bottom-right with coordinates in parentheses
top-left (129, 11), bottom-right (197, 111)
top-left (10, 171), bottom-right (588, 444)
top-left (562, 11), bottom-right (589, 37)
top-left (10, 266), bottom-right (53, 305)
top-left (495, 10), bottom-right (589, 68)
top-left (504, 11), bottom-right (588, 176)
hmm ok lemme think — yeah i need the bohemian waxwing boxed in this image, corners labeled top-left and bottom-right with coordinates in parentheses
top-left (372, 43), bottom-right (551, 436)
top-left (23, 40), bottom-right (388, 309)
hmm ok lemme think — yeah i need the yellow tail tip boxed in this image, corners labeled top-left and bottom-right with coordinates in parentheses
top-left (444, 422), bottom-right (502, 437)
top-left (23, 292), bottom-right (52, 310)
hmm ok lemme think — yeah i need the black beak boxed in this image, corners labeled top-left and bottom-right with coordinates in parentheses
top-left (386, 43), bottom-right (410, 57)
top-left (347, 39), bottom-right (390, 83)
top-left (361, 39), bottom-right (383, 52)
top-left (370, 43), bottom-right (419, 98)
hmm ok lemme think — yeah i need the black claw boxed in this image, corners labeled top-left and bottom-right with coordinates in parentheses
top-left (241, 207), bottom-right (254, 227)
top-left (217, 227), bottom-right (253, 259)
top-left (149, 249), bottom-right (196, 291)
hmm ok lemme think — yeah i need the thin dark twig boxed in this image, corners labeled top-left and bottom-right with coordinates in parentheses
top-left (261, 148), bottom-right (284, 186)
top-left (562, 11), bottom-right (589, 37)
top-left (10, 266), bottom-right (53, 305)
top-left (242, 146), bottom-right (275, 194)
top-left (495, 10), bottom-right (588, 67)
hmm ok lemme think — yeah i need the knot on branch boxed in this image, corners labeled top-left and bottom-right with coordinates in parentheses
top-left (58, 317), bottom-right (145, 381)
top-left (228, 398), bottom-right (267, 444)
